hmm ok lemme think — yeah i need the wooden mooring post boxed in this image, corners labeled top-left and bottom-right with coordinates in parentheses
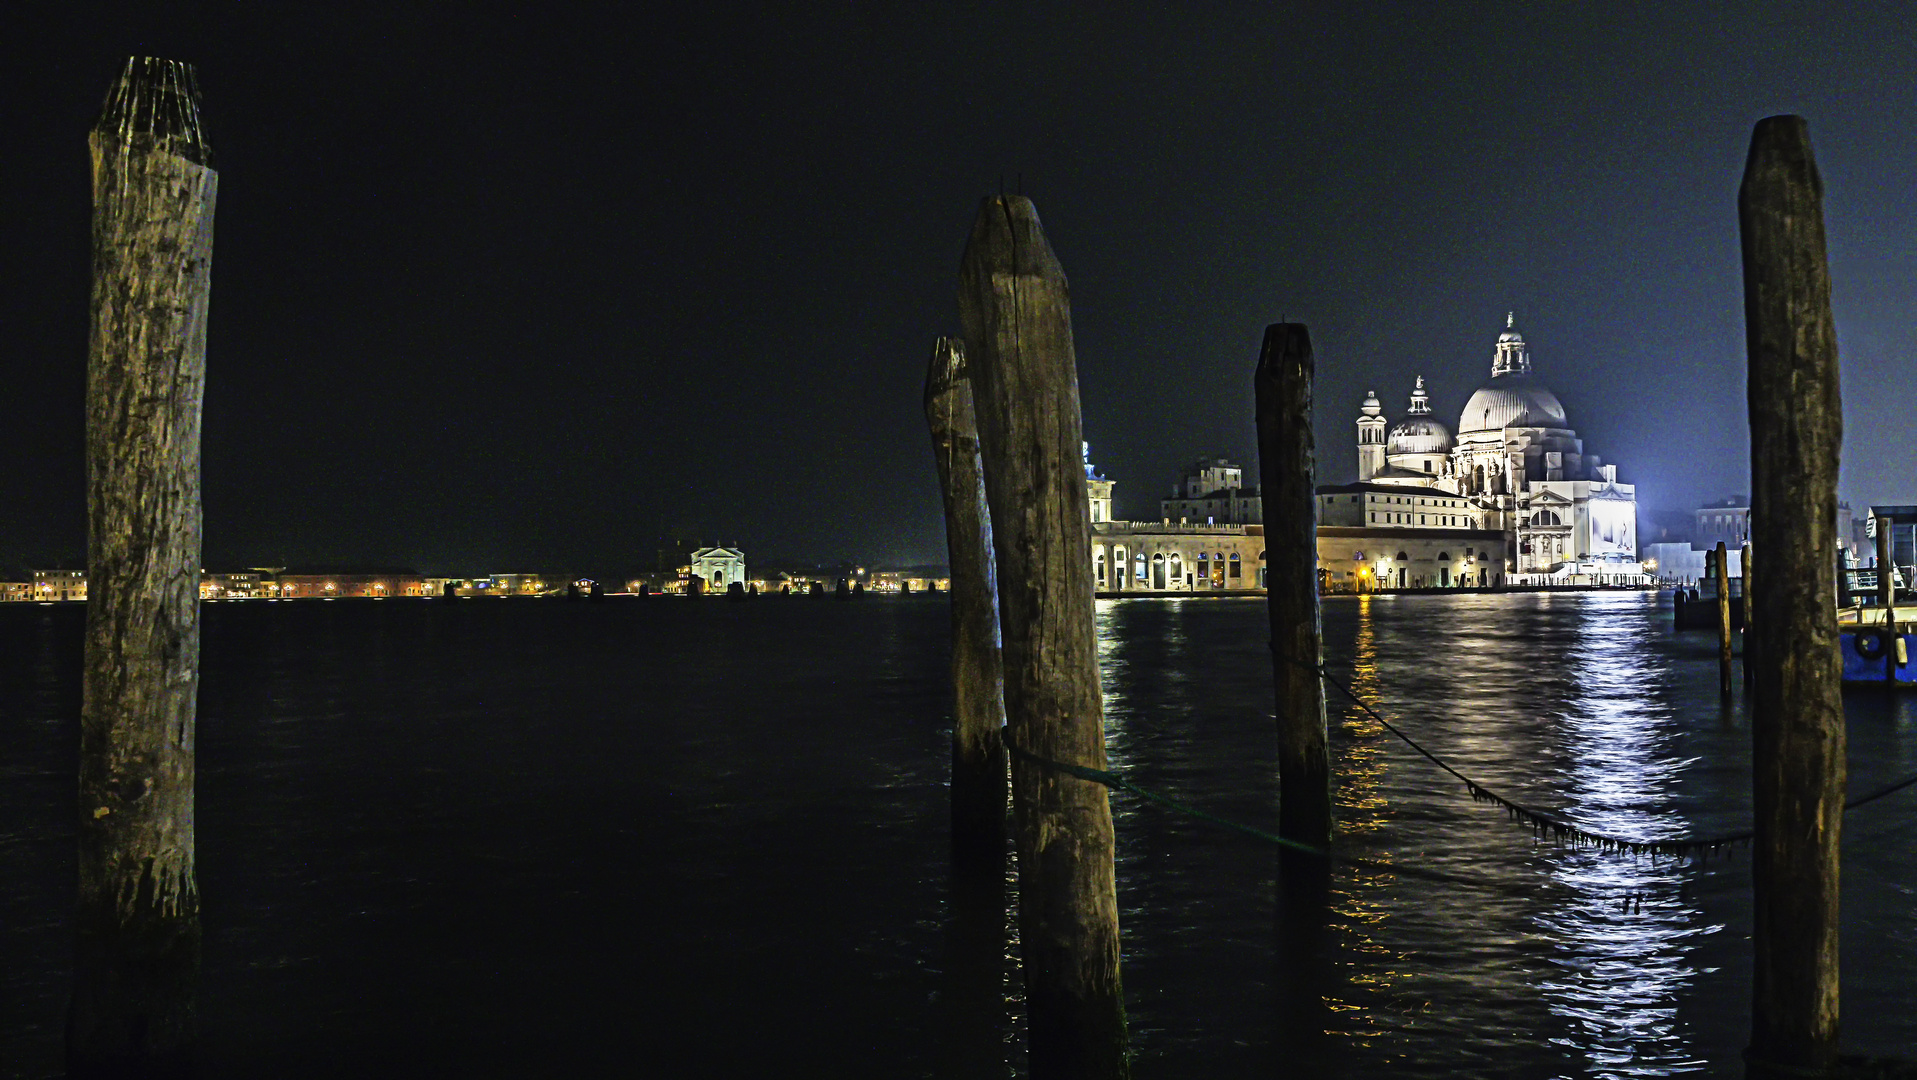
top-left (1876, 515), bottom-right (1895, 677)
top-left (1715, 541), bottom-right (1734, 699)
top-left (1740, 114), bottom-right (1846, 1078)
top-left (958, 194), bottom-right (1128, 1078)
top-left (71, 57), bottom-right (216, 1077)
top-left (924, 336), bottom-right (1008, 856)
top-left (1254, 323), bottom-right (1332, 855)
top-left (1742, 542), bottom-right (1755, 683)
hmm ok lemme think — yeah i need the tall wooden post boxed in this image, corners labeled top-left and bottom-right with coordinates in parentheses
top-left (1715, 541), bottom-right (1734, 699)
top-left (71, 57), bottom-right (216, 1077)
top-left (1254, 323), bottom-right (1332, 853)
top-left (1742, 542), bottom-right (1755, 683)
top-left (924, 336), bottom-right (1008, 856)
top-left (1876, 515), bottom-right (1894, 616)
top-left (958, 195), bottom-right (1128, 1078)
top-left (1876, 516), bottom-right (1896, 683)
top-left (1741, 114), bottom-right (1846, 1078)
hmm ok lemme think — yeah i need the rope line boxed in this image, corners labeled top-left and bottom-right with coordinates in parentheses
top-left (1000, 729), bottom-right (1510, 891)
top-left (993, 652), bottom-right (1917, 883)
top-left (1300, 654), bottom-right (1917, 860)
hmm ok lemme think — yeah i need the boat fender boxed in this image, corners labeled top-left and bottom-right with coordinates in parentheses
top-left (1856, 630), bottom-right (1889, 660)
top-left (1899, 635), bottom-right (1910, 667)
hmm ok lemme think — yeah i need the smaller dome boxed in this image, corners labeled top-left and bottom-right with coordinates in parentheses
top-left (1388, 416), bottom-right (1454, 455)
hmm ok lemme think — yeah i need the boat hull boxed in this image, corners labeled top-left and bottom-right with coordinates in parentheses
top-left (1840, 629), bottom-right (1917, 686)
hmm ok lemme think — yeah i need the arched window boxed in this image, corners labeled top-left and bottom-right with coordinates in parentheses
top-left (1353, 551), bottom-right (1365, 561)
top-left (1197, 551), bottom-right (1208, 560)
top-left (1396, 551), bottom-right (1408, 561)
top-left (1532, 509), bottom-right (1561, 527)
top-left (1437, 552), bottom-right (1450, 561)
top-left (1228, 553), bottom-right (1242, 578)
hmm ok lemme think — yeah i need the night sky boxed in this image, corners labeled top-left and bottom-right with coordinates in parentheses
top-left (7, 3), bottom-right (1913, 574)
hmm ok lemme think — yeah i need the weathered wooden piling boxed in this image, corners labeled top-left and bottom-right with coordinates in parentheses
top-left (1742, 542), bottom-right (1755, 683)
top-left (1254, 323), bottom-right (1332, 854)
top-left (1740, 114), bottom-right (1846, 1078)
top-left (958, 195), bottom-right (1127, 1077)
top-left (1715, 541), bottom-right (1734, 699)
top-left (71, 57), bottom-right (216, 1078)
top-left (1877, 514), bottom-right (1894, 622)
top-left (924, 336), bottom-right (1008, 856)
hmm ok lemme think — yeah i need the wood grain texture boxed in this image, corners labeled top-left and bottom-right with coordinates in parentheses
top-left (1740, 113), bottom-right (1845, 1077)
top-left (958, 195), bottom-right (1128, 1078)
top-left (924, 336), bottom-right (1009, 855)
top-left (1742, 543), bottom-right (1755, 684)
top-left (72, 57), bottom-right (214, 1078)
top-left (1877, 517), bottom-right (1894, 631)
top-left (1254, 324), bottom-right (1332, 851)
top-left (1716, 541), bottom-right (1734, 699)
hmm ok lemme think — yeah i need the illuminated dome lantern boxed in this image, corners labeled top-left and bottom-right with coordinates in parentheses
top-left (1384, 376), bottom-right (1453, 477)
top-left (1458, 314), bottom-right (1568, 434)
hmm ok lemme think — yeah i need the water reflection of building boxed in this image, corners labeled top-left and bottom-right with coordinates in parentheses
top-left (1531, 595), bottom-right (1707, 1072)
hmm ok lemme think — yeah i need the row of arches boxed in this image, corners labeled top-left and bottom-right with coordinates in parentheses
top-left (1094, 545), bottom-right (1266, 591)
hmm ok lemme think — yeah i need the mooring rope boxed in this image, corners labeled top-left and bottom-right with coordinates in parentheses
top-left (996, 653), bottom-right (1917, 883)
top-left (1000, 729), bottom-right (1510, 891)
top-left (1302, 653), bottom-right (1917, 860)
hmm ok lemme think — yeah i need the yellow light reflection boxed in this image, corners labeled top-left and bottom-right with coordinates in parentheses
top-left (1321, 591), bottom-right (1417, 1042)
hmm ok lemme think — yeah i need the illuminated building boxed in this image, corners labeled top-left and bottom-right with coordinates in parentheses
top-left (274, 569), bottom-right (426, 598)
top-left (199, 571), bottom-right (265, 598)
top-left (31, 569), bottom-right (88, 601)
top-left (689, 547), bottom-right (746, 592)
top-left (1351, 315), bottom-right (1643, 583)
top-left (1087, 448), bottom-right (1267, 593)
top-left (1158, 457), bottom-right (1261, 525)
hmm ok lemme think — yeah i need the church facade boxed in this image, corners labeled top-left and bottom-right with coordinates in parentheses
top-left (1080, 316), bottom-right (1643, 594)
top-left (1351, 315), bottom-right (1642, 582)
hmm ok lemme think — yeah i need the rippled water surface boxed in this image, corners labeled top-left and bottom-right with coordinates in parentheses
top-left (3, 593), bottom-right (1914, 1077)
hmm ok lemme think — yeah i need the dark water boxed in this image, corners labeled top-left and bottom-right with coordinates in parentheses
top-left (3, 593), bottom-right (1914, 1077)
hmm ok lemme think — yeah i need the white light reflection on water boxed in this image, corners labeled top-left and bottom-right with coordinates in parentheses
top-left (1534, 595), bottom-right (1722, 1076)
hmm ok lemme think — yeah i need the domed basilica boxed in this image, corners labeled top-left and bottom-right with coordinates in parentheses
top-left (1350, 315), bottom-right (1640, 578)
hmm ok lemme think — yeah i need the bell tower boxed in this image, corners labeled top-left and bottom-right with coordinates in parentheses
top-left (1356, 390), bottom-right (1386, 480)
top-left (1083, 442), bottom-right (1115, 523)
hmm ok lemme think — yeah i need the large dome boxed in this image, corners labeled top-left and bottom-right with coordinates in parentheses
top-left (1459, 374), bottom-right (1567, 433)
top-left (1387, 416), bottom-right (1453, 454)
